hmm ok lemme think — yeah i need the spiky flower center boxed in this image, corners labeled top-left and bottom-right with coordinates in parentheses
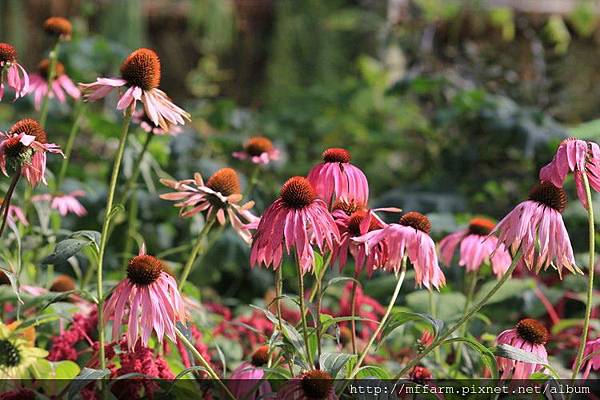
top-left (399, 211), bottom-right (431, 234)
top-left (528, 182), bottom-right (567, 213)
top-left (9, 119), bottom-right (47, 144)
top-left (245, 136), bottom-right (273, 156)
top-left (127, 255), bottom-right (163, 285)
top-left (516, 318), bottom-right (549, 345)
top-left (468, 217), bottom-right (495, 236)
top-left (280, 177), bottom-right (316, 209)
top-left (43, 17), bottom-right (72, 37)
top-left (322, 148), bottom-right (351, 163)
top-left (0, 43), bottom-right (17, 64)
top-left (120, 48), bottom-right (161, 91)
top-left (206, 168), bottom-right (241, 197)
top-left (300, 370), bottom-right (333, 399)
top-left (3, 136), bottom-right (27, 160)
top-left (251, 345), bottom-right (270, 367)
top-left (0, 339), bottom-right (21, 367)
top-left (38, 59), bottom-right (65, 79)
top-left (332, 199), bottom-right (362, 216)
top-left (49, 275), bottom-right (76, 292)
top-left (347, 210), bottom-right (379, 237)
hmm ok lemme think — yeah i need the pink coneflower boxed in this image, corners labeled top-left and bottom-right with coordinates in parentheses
top-left (103, 244), bottom-right (185, 350)
top-left (250, 176), bottom-right (340, 274)
top-left (0, 118), bottom-right (63, 186)
top-left (540, 138), bottom-right (600, 209)
top-left (29, 59), bottom-right (80, 110)
top-left (132, 110), bottom-right (181, 135)
top-left (228, 346), bottom-right (273, 400)
top-left (354, 212), bottom-right (446, 290)
top-left (277, 370), bottom-right (337, 400)
top-left (0, 43), bottom-right (29, 101)
top-left (32, 190), bottom-right (87, 217)
top-left (307, 148), bottom-right (369, 205)
top-left (233, 136), bottom-right (280, 165)
top-left (439, 217), bottom-right (512, 279)
top-left (79, 48), bottom-right (190, 131)
top-left (492, 182), bottom-right (578, 277)
top-left (579, 337), bottom-right (600, 378)
top-left (160, 168), bottom-right (257, 243)
top-left (0, 199), bottom-right (27, 226)
top-left (496, 318), bottom-right (549, 379)
top-left (43, 17), bottom-right (73, 41)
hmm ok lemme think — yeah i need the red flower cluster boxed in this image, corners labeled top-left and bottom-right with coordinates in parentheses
top-left (48, 308), bottom-right (97, 361)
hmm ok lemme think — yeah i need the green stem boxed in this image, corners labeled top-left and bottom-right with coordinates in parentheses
top-left (429, 289), bottom-right (443, 365)
top-left (39, 41), bottom-right (60, 128)
top-left (393, 251), bottom-right (522, 379)
top-left (453, 269), bottom-right (478, 371)
top-left (175, 327), bottom-right (237, 400)
top-left (296, 263), bottom-right (313, 366)
top-left (572, 172), bottom-right (595, 378)
top-left (179, 217), bottom-right (216, 289)
top-left (96, 109), bottom-right (133, 370)
top-left (349, 274), bottom-right (359, 355)
top-left (348, 261), bottom-right (407, 379)
top-left (275, 266), bottom-right (294, 373)
top-left (55, 101), bottom-right (85, 192)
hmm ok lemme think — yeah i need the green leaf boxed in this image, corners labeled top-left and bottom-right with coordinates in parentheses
top-left (319, 352), bottom-right (355, 378)
top-left (443, 337), bottom-right (498, 379)
top-left (71, 230), bottom-right (101, 247)
top-left (68, 368), bottom-right (111, 399)
top-left (41, 238), bottom-right (93, 265)
top-left (380, 311), bottom-right (443, 340)
top-left (355, 365), bottom-right (391, 379)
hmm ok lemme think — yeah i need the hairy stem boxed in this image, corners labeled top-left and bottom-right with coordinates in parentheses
top-left (572, 172), bottom-right (595, 378)
top-left (96, 109), bottom-right (132, 370)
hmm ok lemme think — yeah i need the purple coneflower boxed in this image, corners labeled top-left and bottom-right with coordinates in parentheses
top-left (29, 59), bottom-right (80, 110)
top-left (308, 148), bottom-right (368, 205)
top-left (250, 176), bottom-right (340, 274)
top-left (0, 199), bottom-right (27, 227)
top-left (579, 337), bottom-right (600, 378)
top-left (43, 17), bottom-right (72, 41)
top-left (496, 318), bottom-right (549, 379)
top-left (160, 168), bottom-right (257, 243)
top-left (439, 217), bottom-right (511, 279)
top-left (32, 190), bottom-right (87, 217)
top-left (103, 244), bottom-right (185, 350)
top-left (354, 212), bottom-right (446, 290)
top-left (492, 182), bottom-right (579, 277)
top-left (79, 48), bottom-right (190, 131)
top-left (0, 43), bottom-right (29, 101)
top-left (277, 369), bottom-right (337, 400)
top-left (228, 346), bottom-right (273, 400)
top-left (540, 138), bottom-right (600, 209)
top-left (233, 136), bottom-right (280, 165)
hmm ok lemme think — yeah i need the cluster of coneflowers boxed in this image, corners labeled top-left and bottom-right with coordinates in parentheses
top-left (0, 14), bottom-right (599, 400)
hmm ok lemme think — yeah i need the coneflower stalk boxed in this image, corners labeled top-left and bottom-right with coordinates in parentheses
top-left (38, 43), bottom-right (61, 128)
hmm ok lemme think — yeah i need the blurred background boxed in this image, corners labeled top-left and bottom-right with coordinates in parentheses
top-left (1, 0), bottom-right (599, 303)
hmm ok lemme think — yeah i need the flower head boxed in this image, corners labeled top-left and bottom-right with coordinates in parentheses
top-left (492, 182), bottom-right (579, 277)
top-left (0, 322), bottom-right (48, 378)
top-left (308, 148), bottom-right (369, 205)
top-left (160, 168), bottom-right (257, 243)
top-left (250, 176), bottom-right (340, 274)
top-left (354, 212), bottom-right (446, 290)
top-left (0, 43), bottom-right (29, 101)
top-left (43, 17), bottom-right (72, 40)
top-left (29, 59), bottom-right (80, 110)
top-left (439, 217), bottom-right (512, 279)
top-left (32, 190), bottom-right (87, 217)
top-left (0, 199), bottom-right (27, 226)
top-left (277, 369), bottom-right (337, 400)
top-left (0, 118), bottom-right (63, 186)
top-left (233, 136), bottom-right (280, 165)
top-left (228, 346), bottom-right (273, 399)
top-left (103, 244), bottom-right (186, 350)
top-left (579, 337), bottom-right (600, 379)
top-left (79, 48), bottom-right (190, 131)
top-left (496, 318), bottom-right (549, 379)
top-left (132, 110), bottom-right (181, 135)
top-left (540, 138), bottom-right (600, 209)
